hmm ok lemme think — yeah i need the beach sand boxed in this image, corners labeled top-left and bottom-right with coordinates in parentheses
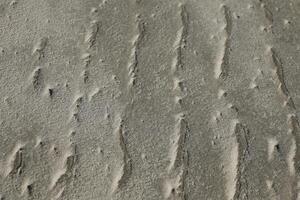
top-left (0, 0), bottom-right (300, 199)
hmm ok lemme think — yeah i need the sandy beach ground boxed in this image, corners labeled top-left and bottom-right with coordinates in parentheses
top-left (0, 0), bottom-right (300, 199)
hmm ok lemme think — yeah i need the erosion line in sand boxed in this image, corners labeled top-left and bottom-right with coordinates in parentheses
top-left (231, 122), bottom-right (250, 200)
top-left (127, 15), bottom-right (145, 88)
top-left (111, 14), bottom-right (145, 193)
top-left (165, 4), bottom-right (189, 200)
top-left (214, 5), bottom-right (232, 79)
top-left (268, 47), bottom-right (300, 198)
top-left (269, 48), bottom-right (295, 109)
top-left (111, 117), bottom-right (132, 193)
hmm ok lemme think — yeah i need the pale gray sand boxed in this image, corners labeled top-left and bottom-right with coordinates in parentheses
top-left (0, 0), bottom-right (300, 199)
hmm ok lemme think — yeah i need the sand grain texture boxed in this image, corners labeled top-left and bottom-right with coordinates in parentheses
top-left (0, 0), bottom-right (300, 199)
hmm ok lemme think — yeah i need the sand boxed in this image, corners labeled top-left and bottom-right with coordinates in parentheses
top-left (0, 0), bottom-right (300, 199)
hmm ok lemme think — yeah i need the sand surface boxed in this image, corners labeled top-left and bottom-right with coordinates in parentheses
top-left (0, 0), bottom-right (300, 199)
